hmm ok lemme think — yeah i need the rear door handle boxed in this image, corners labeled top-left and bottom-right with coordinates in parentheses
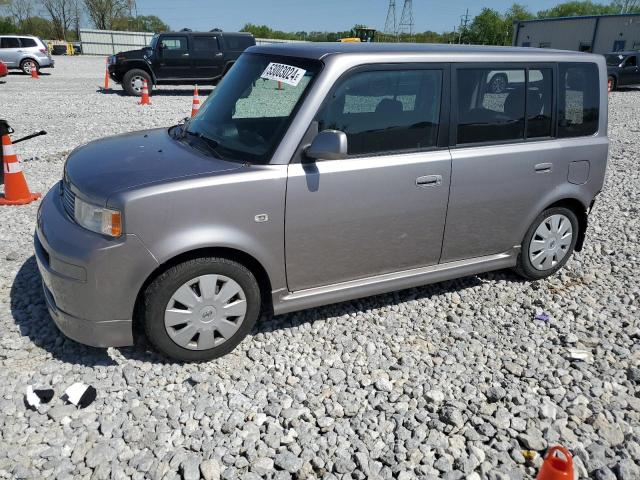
top-left (416, 175), bottom-right (442, 187)
top-left (182, 53), bottom-right (190, 57)
top-left (534, 163), bottom-right (553, 173)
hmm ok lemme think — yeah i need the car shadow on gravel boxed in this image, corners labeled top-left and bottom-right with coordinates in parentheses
top-left (10, 256), bottom-right (117, 367)
top-left (11, 255), bottom-right (527, 366)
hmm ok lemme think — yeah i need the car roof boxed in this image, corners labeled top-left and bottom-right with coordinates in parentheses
top-left (605, 51), bottom-right (638, 55)
top-left (0, 34), bottom-right (37, 37)
top-left (249, 42), bottom-right (595, 60)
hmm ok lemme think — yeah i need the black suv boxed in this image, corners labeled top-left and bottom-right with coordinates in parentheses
top-left (605, 51), bottom-right (640, 91)
top-left (108, 30), bottom-right (255, 96)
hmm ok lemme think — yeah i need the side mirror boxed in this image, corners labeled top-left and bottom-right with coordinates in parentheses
top-left (304, 130), bottom-right (347, 161)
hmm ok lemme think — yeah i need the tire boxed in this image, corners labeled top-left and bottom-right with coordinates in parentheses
top-left (144, 257), bottom-right (261, 362)
top-left (515, 207), bottom-right (579, 281)
top-left (608, 75), bottom-right (616, 92)
top-left (20, 58), bottom-right (39, 75)
top-left (123, 69), bottom-right (152, 97)
top-left (489, 74), bottom-right (508, 94)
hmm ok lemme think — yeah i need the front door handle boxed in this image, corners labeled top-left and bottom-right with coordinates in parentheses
top-left (416, 175), bottom-right (442, 187)
top-left (534, 163), bottom-right (553, 173)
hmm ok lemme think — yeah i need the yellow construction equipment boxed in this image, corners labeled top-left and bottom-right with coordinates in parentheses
top-left (340, 27), bottom-right (377, 43)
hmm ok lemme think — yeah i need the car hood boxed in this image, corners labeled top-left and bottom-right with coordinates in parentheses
top-left (117, 48), bottom-right (148, 60)
top-left (64, 128), bottom-right (242, 205)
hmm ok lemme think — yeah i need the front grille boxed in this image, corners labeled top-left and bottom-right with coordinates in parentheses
top-left (61, 180), bottom-right (76, 218)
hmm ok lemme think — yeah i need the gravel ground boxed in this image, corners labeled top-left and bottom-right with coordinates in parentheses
top-left (1, 56), bottom-right (639, 480)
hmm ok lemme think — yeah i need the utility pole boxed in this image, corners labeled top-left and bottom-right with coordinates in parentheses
top-left (458, 8), bottom-right (470, 44)
top-left (383, 0), bottom-right (397, 42)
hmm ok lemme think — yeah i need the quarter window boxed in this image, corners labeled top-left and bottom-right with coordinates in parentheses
top-left (558, 63), bottom-right (599, 138)
top-left (19, 38), bottom-right (37, 48)
top-left (457, 69), bottom-right (525, 144)
top-left (316, 69), bottom-right (442, 156)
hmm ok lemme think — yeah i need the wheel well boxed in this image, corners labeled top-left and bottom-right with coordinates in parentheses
top-left (124, 63), bottom-right (154, 81)
top-left (133, 247), bottom-right (273, 333)
top-left (545, 198), bottom-right (588, 252)
top-left (21, 57), bottom-right (39, 67)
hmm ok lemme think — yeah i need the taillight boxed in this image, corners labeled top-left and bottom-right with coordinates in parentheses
top-left (39, 48), bottom-right (47, 54)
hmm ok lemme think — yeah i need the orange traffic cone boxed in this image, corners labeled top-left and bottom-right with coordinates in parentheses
top-left (103, 57), bottom-right (110, 91)
top-left (191, 85), bottom-right (200, 117)
top-left (139, 79), bottom-right (151, 105)
top-left (30, 65), bottom-right (39, 79)
top-left (0, 134), bottom-right (41, 205)
top-left (276, 81), bottom-right (283, 91)
top-left (536, 446), bottom-right (574, 480)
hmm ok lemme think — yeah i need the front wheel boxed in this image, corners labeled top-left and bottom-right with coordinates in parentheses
top-left (123, 69), bottom-right (152, 96)
top-left (515, 207), bottom-right (579, 280)
top-left (144, 257), bottom-right (261, 362)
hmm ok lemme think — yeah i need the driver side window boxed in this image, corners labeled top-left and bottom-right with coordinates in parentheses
top-left (315, 68), bottom-right (443, 156)
top-left (160, 36), bottom-right (188, 57)
top-left (624, 55), bottom-right (637, 67)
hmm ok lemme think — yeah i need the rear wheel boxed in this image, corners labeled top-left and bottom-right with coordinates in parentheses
top-left (515, 207), bottom-right (579, 280)
top-left (20, 59), bottom-right (39, 75)
top-left (123, 69), bottom-right (152, 96)
top-left (144, 257), bottom-right (261, 362)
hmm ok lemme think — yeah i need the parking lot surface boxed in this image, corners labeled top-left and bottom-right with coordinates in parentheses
top-left (0, 56), bottom-right (639, 479)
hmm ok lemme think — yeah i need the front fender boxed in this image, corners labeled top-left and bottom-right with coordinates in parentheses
top-left (122, 59), bottom-right (156, 83)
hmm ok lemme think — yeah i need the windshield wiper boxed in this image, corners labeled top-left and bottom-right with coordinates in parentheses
top-left (182, 129), bottom-right (226, 160)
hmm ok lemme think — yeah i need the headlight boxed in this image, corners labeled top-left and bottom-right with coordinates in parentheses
top-left (74, 197), bottom-right (122, 237)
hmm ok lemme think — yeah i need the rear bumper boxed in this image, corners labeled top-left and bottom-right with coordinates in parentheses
top-left (35, 183), bottom-right (159, 347)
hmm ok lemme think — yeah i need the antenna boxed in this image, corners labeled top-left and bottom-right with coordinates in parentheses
top-left (398, 0), bottom-right (414, 42)
top-left (383, 0), bottom-right (397, 42)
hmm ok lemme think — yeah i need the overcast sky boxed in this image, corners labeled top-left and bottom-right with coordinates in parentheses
top-left (134, 0), bottom-right (561, 33)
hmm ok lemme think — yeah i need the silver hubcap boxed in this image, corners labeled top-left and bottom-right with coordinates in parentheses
top-left (131, 76), bottom-right (145, 93)
top-left (164, 274), bottom-right (247, 350)
top-left (492, 77), bottom-right (506, 93)
top-left (24, 61), bottom-right (36, 73)
top-left (528, 214), bottom-right (573, 271)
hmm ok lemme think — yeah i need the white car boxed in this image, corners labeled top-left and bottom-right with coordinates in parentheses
top-left (0, 35), bottom-right (54, 74)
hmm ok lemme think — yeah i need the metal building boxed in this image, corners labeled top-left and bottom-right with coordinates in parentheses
top-left (513, 13), bottom-right (640, 54)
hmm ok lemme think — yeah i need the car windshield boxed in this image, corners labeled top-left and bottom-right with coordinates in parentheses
top-left (186, 53), bottom-right (321, 164)
top-left (149, 34), bottom-right (159, 50)
top-left (605, 54), bottom-right (624, 66)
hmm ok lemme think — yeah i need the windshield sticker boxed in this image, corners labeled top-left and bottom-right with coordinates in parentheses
top-left (261, 63), bottom-right (306, 86)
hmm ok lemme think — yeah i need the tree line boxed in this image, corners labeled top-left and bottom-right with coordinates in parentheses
top-left (1, 0), bottom-right (639, 44)
top-left (242, 1), bottom-right (640, 45)
top-left (0, 0), bottom-right (169, 40)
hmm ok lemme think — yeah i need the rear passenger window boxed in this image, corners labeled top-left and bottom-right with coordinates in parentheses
top-left (20, 38), bottom-right (37, 48)
top-left (558, 63), bottom-right (599, 137)
top-left (193, 36), bottom-right (218, 52)
top-left (527, 69), bottom-right (553, 138)
top-left (457, 69), bottom-right (525, 144)
top-left (0, 37), bottom-right (20, 49)
top-left (317, 69), bottom-right (442, 156)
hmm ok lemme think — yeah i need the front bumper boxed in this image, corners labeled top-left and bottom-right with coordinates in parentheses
top-left (34, 182), bottom-right (158, 347)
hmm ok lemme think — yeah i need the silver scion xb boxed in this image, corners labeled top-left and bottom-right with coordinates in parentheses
top-left (35, 44), bottom-right (609, 361)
